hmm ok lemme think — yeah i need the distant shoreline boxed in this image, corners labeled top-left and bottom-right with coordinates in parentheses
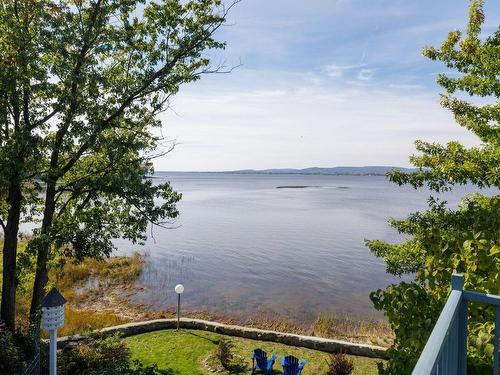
top-left (154, 166), bottom-right (415, 177)
top-left (222, 172), bottom-right (390, 176)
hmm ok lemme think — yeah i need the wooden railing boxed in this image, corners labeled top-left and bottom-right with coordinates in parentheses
top-left (412, 274), bottom-right (500, 375)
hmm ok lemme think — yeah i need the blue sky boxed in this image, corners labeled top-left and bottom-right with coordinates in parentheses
top-left (156, 0), bottom-right (500, 171)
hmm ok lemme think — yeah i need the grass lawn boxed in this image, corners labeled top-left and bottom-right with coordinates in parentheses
top-left (125, 329), bottom-right (381, 375)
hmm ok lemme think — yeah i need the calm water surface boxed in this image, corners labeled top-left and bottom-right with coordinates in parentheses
top-left (113, 172), bottom-right (486, 322)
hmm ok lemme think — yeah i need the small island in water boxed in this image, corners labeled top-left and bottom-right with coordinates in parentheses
top-left (276, 185), bottom-right (319, 189)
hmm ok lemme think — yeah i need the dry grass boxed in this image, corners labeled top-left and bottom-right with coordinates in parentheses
top-left (53, 252), bottom-right (144, 291)
top-left (135, 309), bottom-right (393, 347)
top-left (58, 306), bottom-right (129, 337)
top-left (4, 245), bottom-right (144, 336)
top-left (245, 314), bottom-right (309, 334)
top-left (313, 313), bottom-right (393, 347)
top-left (47, 253), bottom-right (145, 335)
top-left (244, 312), bottom-right (393, 347)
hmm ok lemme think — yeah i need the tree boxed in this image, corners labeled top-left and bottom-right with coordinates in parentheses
top-left (0, 0), bottom-right (48, 331)
top-left (0, 0), bottom-right (236, 335)
top-left (366, 1), bottom-right (499, 374)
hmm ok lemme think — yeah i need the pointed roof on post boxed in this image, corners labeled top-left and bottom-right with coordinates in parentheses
top-left (41, 287), bottom-right (66, 308)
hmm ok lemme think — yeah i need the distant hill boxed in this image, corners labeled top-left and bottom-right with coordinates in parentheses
top-left (224, 166), bottom-right (415, 176)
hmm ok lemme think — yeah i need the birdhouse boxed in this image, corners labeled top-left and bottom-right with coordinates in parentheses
top-left (41, 287), bottom-right (66, 330)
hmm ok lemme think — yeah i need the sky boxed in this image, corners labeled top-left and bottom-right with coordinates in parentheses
top-left (155, 0), bottom-right (500, 171)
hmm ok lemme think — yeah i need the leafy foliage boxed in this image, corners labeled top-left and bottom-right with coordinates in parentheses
top-left (19, 0), bottom-right (233, 257)
top-left (366, 1), bottom-right (500, 374)
top-left (0, 0), bottom-right (236, 332)
top-left (0, 328), bottom-right (26, 374)
top-left (58, 334), bottom-right (161, 375)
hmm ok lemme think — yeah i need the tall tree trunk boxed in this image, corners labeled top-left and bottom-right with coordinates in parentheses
top-left (30, 119), bottom-right (64, 337)
top-left (28, 182), bottom-right (56, 336)
top-left (1, 180), bottom-right (22, 331)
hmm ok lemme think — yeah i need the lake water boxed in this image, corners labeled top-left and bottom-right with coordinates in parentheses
top-left (114, 172), bottom-right (487, 323)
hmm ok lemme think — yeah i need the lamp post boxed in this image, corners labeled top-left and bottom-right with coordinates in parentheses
top-left (41, 287), bottom-right (66, 375)
top-left (174, 284), bottom-right (184, 330)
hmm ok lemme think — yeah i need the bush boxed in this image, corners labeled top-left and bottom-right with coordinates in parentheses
top-left (216, 338), bottom-right (234, 370)
top-left (58, 334), bottom-right (160, 375)
top-left (0, 328), bottom-right (26, 375)
top-left (365, 0), bottom-right (500, 373)
top-left (206, 338), bottom-right (245, 373)
top-left (325, 353), bottom-right (354, 375)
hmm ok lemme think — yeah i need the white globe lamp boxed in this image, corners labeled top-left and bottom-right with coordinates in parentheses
top-left (175, 284), bottom-right (184, 294)
top-left (175, 284), bottom-right (184, 330)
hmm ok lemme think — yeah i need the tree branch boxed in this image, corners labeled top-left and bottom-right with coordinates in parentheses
top-left (61, 16), bottom-right (229, 176)
top-left (49, 0), bottom-right (105, 171)
top-left (32, 106), bottom-right (59, 129)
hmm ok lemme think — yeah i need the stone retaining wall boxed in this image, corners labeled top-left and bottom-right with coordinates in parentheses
top-left (57, 318), bottom-right (388, 359)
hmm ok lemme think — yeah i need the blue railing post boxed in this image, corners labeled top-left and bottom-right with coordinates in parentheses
top-left (452, 273), bottom-right (468, 375)
top-left (413, 273), bottom-right (500, 374)
top-left (451, 274), bottom-right (463, 291)
top-left (450, 311), bottom-right (458, 374)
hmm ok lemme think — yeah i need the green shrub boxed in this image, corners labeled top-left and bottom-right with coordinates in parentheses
top-left (366, 0), bottom-right (500, 373)
top-left (0, 329), bottom-right (26, 374)
top-left (58, 334), bottom-right (160, 375)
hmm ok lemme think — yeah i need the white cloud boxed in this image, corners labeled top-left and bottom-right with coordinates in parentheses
top-left (357, 69), bottom-right (374, 81)
top-left (325, 64), bottom-right (363, 78)
top-left (388, 83), bottom-right (423, 90)
top-left (324, 64), bottom-right (373, 82)
top-left (154, 77), bottom-right (480, 171)
top-left (144, 0), bottom-right (500, 171)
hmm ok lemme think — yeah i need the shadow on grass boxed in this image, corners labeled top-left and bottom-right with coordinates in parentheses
top-left (224, 362), bottom-right (248, 374)
top-left (154, 367), bottom-right (205, 375)
top-left (156, 369), bottom-right (180, 375)
top-left (185, 330), bottom-right (219, 345)
top-left (246, 369), bottom-right (281, 375)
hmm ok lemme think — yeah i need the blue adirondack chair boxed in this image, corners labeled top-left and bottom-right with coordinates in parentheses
top-left (281, 355), bottom-right (306, 375)
top-left (251, 348), bottom-right (278, 374)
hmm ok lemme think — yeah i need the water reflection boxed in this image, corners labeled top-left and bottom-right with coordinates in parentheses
top-left (111, 172), bottom-right (496, 322)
